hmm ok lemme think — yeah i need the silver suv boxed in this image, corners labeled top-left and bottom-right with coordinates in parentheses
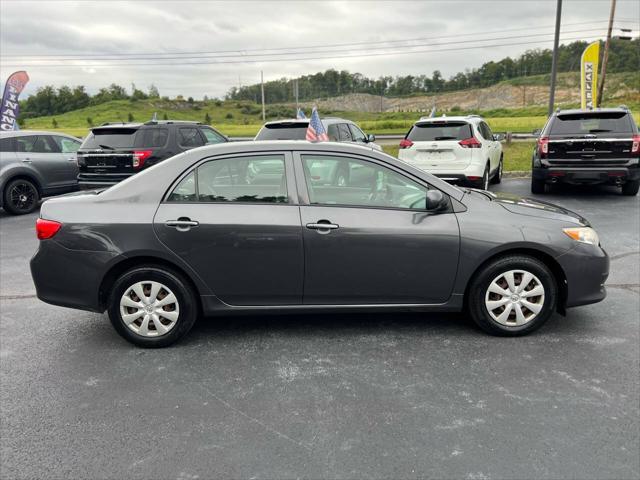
top-left (0, 131), bottom-right (81, 215)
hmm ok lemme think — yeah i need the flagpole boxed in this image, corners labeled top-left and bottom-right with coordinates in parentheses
top-left (261, 71), bottom-right (266, 122)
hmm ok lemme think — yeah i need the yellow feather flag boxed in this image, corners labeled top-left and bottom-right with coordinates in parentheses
top-left (580, 41), bottom-right (600, 109)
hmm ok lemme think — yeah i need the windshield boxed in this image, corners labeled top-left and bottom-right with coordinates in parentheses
top-left (407, 122), bottom-right (473, 141)
top-left (81, 128), bottom-right (139, 149)
top-left (255, 123), bottom-right (309, 140)
top-left (549, 112), bottom-right (633, 135)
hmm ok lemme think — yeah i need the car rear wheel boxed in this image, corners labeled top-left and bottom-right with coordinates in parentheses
top-left (467, 255), bottom-right (557, 336)
top-left (107, 266), bottom-right (198, 347)
top-left (3, 178), bottom-right (40, 215)
top-left (491, 157), bottom-right (503, 184)
top-left (474, 164), bottom-right (490, 190)
top-left (531, 177), bottom-right (546, 194)
top-left (621, 179), bottom-right (639, 196)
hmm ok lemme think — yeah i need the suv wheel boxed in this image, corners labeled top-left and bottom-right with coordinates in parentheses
top-left (475, 164), bottom-right (490, 190)
top-left (491, 157), bottom-right (503, 184)
top-left (531, 178), bottom-right (546, 194)
top-left (3, 178), bottom-right (40, 215)
top-left (107, 266), bottom-right (198, 347)
top-left (621, 179), bottom-right (639, 196)
top-left (467, 255), bottom-right (557, 336)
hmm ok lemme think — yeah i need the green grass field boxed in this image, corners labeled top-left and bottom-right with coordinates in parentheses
top-left (382, 141), bottom-right (534, 172)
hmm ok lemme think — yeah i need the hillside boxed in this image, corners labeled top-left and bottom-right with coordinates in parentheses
top-left (21, 72), bottom-right (640, 139)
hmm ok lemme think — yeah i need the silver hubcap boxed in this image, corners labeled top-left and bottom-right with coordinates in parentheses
top-left (485, 270), bottom-right (545, 326)
top-left (119, 281), bottom-right (179, 337)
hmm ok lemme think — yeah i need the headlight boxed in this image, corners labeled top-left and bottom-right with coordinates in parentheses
top-left (563, 227), bottom-right (600, 246)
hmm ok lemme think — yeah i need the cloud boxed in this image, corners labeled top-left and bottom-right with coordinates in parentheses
top-left (1, 0), bottom-right (637, 99)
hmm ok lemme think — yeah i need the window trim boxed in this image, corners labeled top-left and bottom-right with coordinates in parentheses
top-left (293, 151), bottom-right (450, 213)
top-left (163, 151), bottom-right (298, 205)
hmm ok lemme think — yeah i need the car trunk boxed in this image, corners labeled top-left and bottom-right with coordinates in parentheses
top-left (77, 127), bottom-right (140, 174)
top-left (400, 121), bottom-right (474, 170)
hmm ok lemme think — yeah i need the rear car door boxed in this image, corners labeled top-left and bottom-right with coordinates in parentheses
top-left (479, 122), bottom-right (500, 170)
top-left (154, 152), bottom-right (303, 306)
top-left (295, 152), bottom-right (460, 304)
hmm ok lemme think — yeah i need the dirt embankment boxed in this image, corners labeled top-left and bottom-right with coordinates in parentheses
top-left (302, 82), bottom-right (637, 113)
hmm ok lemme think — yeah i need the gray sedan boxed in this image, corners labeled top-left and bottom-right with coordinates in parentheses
top-left (30, 141), bottom-right (609, 347)
top-left (0, 130), bottom-right (81, 214)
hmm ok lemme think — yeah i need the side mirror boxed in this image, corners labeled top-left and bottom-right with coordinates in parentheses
top-left (367, 134), bottom-right (376, 143)
top-left (493, 133), bottom-right (505, 141)
top-left (532, 128), bottom-right (541, 136)
top-left (425, 190), bottom-right (448, 211)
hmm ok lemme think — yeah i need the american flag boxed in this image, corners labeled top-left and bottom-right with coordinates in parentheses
top-left (306, 107), bottom-right (328, 142)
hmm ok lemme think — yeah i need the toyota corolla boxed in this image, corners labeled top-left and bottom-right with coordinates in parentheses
top-left (30, 141), bottom-right (609, 347)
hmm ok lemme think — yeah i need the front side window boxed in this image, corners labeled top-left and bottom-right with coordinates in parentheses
top-left (200, 128), bottom-right (225, 144)
top-left (168, 155), bottom-right (288, 204)
top-left (178, 128), bottom-right (204, 148)
top-left (302, 155), bottom-right (428, 210)
top-left (53, 136), bottom-right (81, 153)
top-left (349, 124), bottom-right (367, 142)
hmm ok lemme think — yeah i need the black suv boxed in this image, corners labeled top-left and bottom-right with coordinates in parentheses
top-left (77, 121), bottom-right (228, 187)
top-left (532, 107), bottom-right (639, 195)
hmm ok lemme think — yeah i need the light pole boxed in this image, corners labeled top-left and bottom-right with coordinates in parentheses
top-left (548, 0), bottom-right (562, 116)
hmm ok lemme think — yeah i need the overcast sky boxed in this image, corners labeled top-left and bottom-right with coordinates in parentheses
top-left (1, 0), bottom-right (638, 99)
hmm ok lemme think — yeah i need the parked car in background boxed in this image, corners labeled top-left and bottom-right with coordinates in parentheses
top-left (254, 117), bottom-right (382, 150)
top-left (77, 120), bottom-right (228, 188)
top-left (398, 115), bottom-right (503, 190)
top-left (31, 141), bottom-right (608, 347)
top-left (531, 107), bottom-right (639, 195)
top-left (0, 131), bottom-right (81, 215)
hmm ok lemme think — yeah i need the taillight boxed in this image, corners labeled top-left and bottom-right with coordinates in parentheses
top-left (36, 218), bottom-right (62, 240)
top-left (459, 137), bottom-right (481, 148)
top-left (631, 134), bottom-right (640, 156)
top-left (538, 136), bottom-right (549, 158)
top-left (133, 150), bottom-right (153, 168)
top-left (399, 139), bottom-right (413, 149)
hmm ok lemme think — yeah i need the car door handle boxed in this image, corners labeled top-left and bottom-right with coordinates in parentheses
top-left (165, 219), bottom-right (199, 231)
top-left (306, 221), bottom-right (339, 233)
top-left (22, 158), bottom-right (32, 163)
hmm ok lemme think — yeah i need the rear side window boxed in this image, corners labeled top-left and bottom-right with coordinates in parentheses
top-left (167, 155), bottom-right (288, 204)
top-left (0, 137), bottom-right (14, 151)
top-left (549, 112), bottom-right (633, 135)
top-left (15, 136), bottom-right (37, 152)
top-left (407, 122), bottom-right (473, 141)
top-left (81, 128), bottom-right (139, 149)
top-left (178, 127), bottom-right (204, 148)
top-left (255, 123), bottom-right (308, 140)
top-left (140, 128), bottom-right (168, 147)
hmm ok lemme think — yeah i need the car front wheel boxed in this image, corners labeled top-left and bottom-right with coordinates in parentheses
top-left (467, 255), bottom-right (557, 336)
top-left (107, 266), bottom-right (198, 347)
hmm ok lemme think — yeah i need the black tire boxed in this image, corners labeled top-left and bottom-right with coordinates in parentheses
top-left (473, 164), bottom-right (490, 190)
top-left (531, 177), bottom-right (546, 194)
top-left (107, 266), bottom-right (199, 347)
top-left (467, 255), bottom-right (557, 336)
top-left (621, 179), bottom-right (639, 196)
top-left (2, 178), bottom-right (40, 215)
top-left (490, 157), bottom-right (503, 184)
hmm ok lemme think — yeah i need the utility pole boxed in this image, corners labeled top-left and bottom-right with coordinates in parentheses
top-left (548, 0), bottom-right (562, 116)
top-left (597, 0), bottom-right (617, 107)
top-left (260, 71), bottom-right (266, 122)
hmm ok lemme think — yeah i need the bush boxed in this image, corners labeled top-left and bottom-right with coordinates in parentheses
top-left (51, 118), bottom-right (58, 129)
top-left (162, 113), bottom-right (168, 120)
top-left (225, 112), bottom-right (233, 119)
top-left (127, 112), bottom-right (134, 122)
top-left (86, 117), bottom-right (93, 127)
top-left (204, 112), bottom-right (212, 125)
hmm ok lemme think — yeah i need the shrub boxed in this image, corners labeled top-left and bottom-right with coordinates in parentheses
top-left (225, 112), bottom-right (233, 119)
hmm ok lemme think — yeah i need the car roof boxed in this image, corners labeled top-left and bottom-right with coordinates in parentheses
top-left (415, 115), bottom-right (482, 125)
top-left (262, 117), bottom-right (350, 127)
top-left (0, 130), bottom-right (80, 139)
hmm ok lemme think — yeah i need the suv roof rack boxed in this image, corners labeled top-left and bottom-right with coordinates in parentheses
top-left (99, 122), bottom-right (130, 126)
top-left (618, 104), bottom-right (630, 111)
top-left (143, 120), bottom-right (202, 125)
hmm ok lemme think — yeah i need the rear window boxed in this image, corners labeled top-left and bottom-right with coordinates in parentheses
top-left (255, 123), bottom-right (309, 140)
top-left (549, 112), bottom-right (633, 135)
top-left (407, 122), bottom-right (473, 141)
top-left (81, 128), bottom-right (139, 149)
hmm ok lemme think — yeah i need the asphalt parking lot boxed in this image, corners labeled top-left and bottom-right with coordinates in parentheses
top-left (1, 179), bottom-right (638, 480)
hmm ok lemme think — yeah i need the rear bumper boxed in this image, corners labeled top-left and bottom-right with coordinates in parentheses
top-left (78, 172), bottom-right (133, 188)
top-left (556, 243), bottom-right (609, 308)
top-left (533, 166), bottom-right (640, 185)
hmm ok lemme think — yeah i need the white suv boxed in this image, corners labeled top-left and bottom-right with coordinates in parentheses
top-left (398, 115), bottom-right (503, 189)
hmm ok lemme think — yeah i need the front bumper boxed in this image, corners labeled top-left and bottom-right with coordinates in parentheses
top-left (556, 242), bottom-right (609, 308)
top-left (533, 166), bottom-right (640, 185)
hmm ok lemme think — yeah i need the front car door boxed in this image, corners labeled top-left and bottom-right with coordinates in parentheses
top-left (153, 151), bottom-right (303, 306)
top-left (295, 152), bottom-right (460, 305)
top-left (51, 135), bottom-right (81, 188)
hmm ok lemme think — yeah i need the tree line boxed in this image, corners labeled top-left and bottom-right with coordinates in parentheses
top-left (226, 39), bottom-right (639, 102)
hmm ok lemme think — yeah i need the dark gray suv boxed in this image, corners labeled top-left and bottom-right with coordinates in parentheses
top-left (30, 141), bottom-right (609, 347)
top-left (0, 131), bottom-right (81, 215)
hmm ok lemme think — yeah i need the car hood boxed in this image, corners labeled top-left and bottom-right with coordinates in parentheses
top-left (469, 189), bottom-right (589, 226)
